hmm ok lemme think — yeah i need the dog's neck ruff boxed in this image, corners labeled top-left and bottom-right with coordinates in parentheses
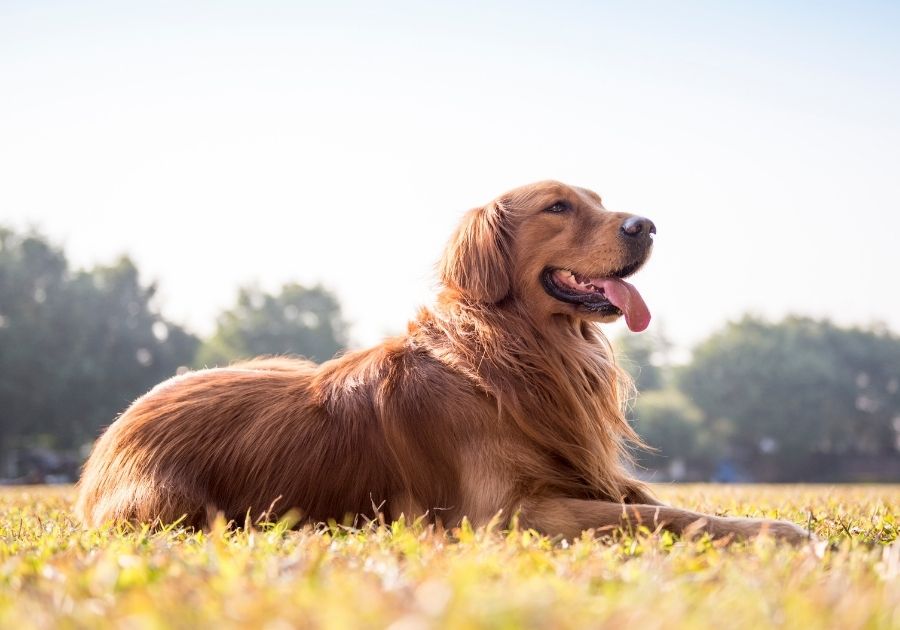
top-left (414, 293), bottom-right (641, 502)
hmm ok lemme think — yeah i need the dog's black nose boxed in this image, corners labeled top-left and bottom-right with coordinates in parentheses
top-left (620, 216), bottom-right (656, 238)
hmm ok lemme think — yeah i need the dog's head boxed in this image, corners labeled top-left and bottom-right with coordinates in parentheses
top-left (439, 180), bottom-right (655, 331)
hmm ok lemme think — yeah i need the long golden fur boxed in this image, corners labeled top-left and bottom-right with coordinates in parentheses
top-left (76, 181), bottom-right (808, 542)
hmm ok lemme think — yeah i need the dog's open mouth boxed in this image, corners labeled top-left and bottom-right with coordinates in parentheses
top-left (541, 266), bottom-right (651, 332)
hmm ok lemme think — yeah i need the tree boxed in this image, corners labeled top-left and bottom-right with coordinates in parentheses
top-left (0, 227), bottom-right (198, 463)
top-left (678, 316), bottom-right (900, 480)
top-left (615, 331), bottom-right (672, 392)
top-left (196, 283), bottom-right (348, 367)
top-left (615, 331), bottom-right (717, 479)
top-left (630, 388), bottom-right (715, 480)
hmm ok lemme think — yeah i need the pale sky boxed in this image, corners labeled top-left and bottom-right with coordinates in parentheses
top-left (2, 1), bottom-right (899, 351)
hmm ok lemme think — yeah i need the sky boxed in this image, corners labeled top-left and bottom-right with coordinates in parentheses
top-left (2, 1), bottom-right (899, 351)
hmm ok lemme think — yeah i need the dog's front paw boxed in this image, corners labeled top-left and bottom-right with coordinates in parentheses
top-left (756, 519), bottom-right (813, 543)
top-left (723, 517), bottom-right (814, 544)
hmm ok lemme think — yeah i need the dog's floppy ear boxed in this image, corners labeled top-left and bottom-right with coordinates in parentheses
top-left (439, 202), bottom-right (510, 303)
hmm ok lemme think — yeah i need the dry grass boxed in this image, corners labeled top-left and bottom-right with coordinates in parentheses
top-left (1, 484), bottom-right (898, 629)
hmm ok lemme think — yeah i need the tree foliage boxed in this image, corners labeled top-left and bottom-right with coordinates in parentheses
top-left (630, 388), bottom-right (712, 476)
top-left (615, 332), bottom-right (667, 392)
top-left (0, 228), bottom-right (198, 455)
top-left (196, 283), bottom-right (348, 367)
top-left (678, 316), bottom-right (900, 479)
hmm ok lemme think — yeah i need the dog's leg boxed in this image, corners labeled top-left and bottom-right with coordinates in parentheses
top-left (519, 497), bottom-right (810, 543)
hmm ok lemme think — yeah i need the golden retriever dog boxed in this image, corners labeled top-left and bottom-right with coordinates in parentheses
top-left (76, 180), bottom-right (808, 543)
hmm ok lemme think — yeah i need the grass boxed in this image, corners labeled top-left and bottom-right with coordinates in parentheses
top-left (0, 485), bottom-right (898, 629)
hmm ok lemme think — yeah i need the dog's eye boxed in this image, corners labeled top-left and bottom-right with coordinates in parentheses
top-left (543, 201), bottom-right (570, 214)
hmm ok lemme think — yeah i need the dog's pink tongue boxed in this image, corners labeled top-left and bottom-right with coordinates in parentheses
top-left (596, 278), bottom-right (651, 332)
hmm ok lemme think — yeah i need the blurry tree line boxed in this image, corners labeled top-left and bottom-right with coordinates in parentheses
top-left (2, 226), bottom-right (899, 482)
top-left (618, 319), bottom-right (900, 482)
top-left (0, 227), bottom-right (347, 481)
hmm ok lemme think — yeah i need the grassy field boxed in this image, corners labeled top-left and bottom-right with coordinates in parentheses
top-left (0, 485), bottom-right (898, 629)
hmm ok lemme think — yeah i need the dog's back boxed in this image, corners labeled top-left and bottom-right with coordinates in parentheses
top-left (75, 356), bottom-right (392, 527)
top-left (75, 344), bottom-right (489, 529)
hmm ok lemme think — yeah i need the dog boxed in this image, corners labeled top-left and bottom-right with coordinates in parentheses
top-left (76, 180), bottom-right (808, 543)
